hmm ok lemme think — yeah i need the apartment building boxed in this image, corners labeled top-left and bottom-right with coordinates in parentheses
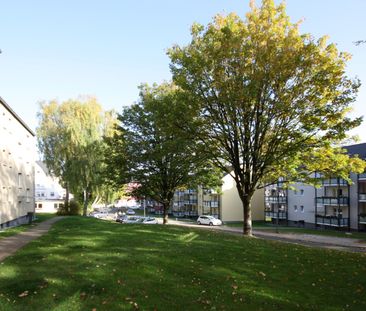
top-left (144, 173), bottom-right (265, 222)
top-left (265, 143), bottom-right (366, 231)
top-left (35, 161), bottom-right (67, 213)
top-left (0, 97), bottom-right (36, 228)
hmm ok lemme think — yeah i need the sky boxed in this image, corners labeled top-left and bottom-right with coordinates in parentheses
top-left (1, 0), bottom-right (365, 142)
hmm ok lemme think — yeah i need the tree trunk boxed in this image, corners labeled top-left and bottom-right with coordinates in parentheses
top-left (83, 189), bottom-right (88, 216)
top-left (65, 186), bottom-right (70, 214)
top-left (242, 195), bottom-right (253, 236)
top-left (163, 203), bottom-right (169, 224)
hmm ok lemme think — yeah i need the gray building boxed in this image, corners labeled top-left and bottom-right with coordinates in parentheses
top-left (265, 143), bottom-right (366, 231)
top-left (0, 97), bottom-right (36, 228)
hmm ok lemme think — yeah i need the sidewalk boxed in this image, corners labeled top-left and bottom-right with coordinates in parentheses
top-left (166, 219), bottom-right (366, 252)
top-left (0, 216), bottom-right (65, 262)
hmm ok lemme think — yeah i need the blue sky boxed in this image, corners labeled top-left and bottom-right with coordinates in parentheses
top-left (1, 0), bottom-right (365, 141)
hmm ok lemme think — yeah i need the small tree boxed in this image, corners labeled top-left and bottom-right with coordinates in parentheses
top-left (168, 0), bottom-right (366, 235)
top-left (105, 83), bottom-right (220, 224)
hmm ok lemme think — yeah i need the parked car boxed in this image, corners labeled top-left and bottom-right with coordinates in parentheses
top-left (122, 216), bottom-right (141, 223)
top-left (91, 211), bottom-right (109, 219)
top-left (136, 217), bottom-right (158, 224)
top-left (126, 209), bottom-right (136, 215)
top-left (116, 214), bottom-right (128, 223)
top-left (197, 215), bottom-right (222, 226)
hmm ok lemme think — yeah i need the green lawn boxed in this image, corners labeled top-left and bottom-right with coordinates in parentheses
top-left (0, 213), bottom-right (57, 240)
top-left (0, 217), bottom-right (365, 310)
top-left (225, 221), bottom-right (366, 241)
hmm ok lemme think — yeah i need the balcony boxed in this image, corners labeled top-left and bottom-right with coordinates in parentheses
top-left (358, 173), bottom-right (366, 181)
top-left (265, 196), bottom-right (287, 204)
top-left (359, 214), bottom-right (366, 224)
top-left (316, 215), bottom-right (349, 227)
top-left (316, 197), bottom-right (349, 206)
top-left (321, 178), bottom-right (348, 186)
top-left (265, 211), bottom-right (287, 219)
top-left (359, 194), bottom-right (366, 202)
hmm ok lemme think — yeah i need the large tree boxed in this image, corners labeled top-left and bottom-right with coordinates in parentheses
top-left (37, 97), bottom-right (116, 215)
top-left (105, 83), bottom-right (220, 224)
top-left (168, 0), bottom-right (366, 235)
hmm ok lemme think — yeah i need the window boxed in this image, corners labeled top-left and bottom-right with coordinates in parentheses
top-left (18, 173), bottom-right (22, 189)
top-left (300, 205), bottom-right (304, 213)
top-left (26, 188), bottom-right (30, 203)
top-left (294, 205), bottom-right (298, 212)
top-left (50, 192), bottom-right (55, 197)
top-left (300, 189), bottom-right (304, 195)
top-left (54, 203), bottom-right (58, 209)
top-left (38, 203), bottom-right (43, 209)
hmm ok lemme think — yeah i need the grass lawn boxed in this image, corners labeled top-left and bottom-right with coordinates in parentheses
top-left (225, 221), bottom-right (366, 241)
top-left (0, 217), bottom-right (365, 310)
top-left (0, 213), bottom-right (57, 240)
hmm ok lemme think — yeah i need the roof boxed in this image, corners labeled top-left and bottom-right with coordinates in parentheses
top-left (342, 143), bottom-right (366, 159)
top-left (0, 96), bottom-right (35, 136)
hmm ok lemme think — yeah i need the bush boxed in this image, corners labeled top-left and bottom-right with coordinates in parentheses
top-left (56, 200), bottom-right (82, 216)
top-left (56, 203), bottom-right (68, 216)
top-left (69, 200), bottom-right (82, 215)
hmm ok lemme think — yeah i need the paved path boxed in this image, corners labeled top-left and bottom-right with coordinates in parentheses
top-left (166, 219), bottom-right (366, 253)
top-left (0, 217), bottom-right (65, 262)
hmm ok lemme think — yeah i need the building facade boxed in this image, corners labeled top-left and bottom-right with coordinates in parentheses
top-left (265, 143), bottom-right (366, 231)
top-left (143, 173), bottom-right (265, 222)
top-left (0, 97), bottom-right (36, 228)
top-left (35, 161), bottom-right (67, 213)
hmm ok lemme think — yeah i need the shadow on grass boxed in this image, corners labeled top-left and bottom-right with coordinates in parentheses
top-left (0, 217), bottom-right (365, 310)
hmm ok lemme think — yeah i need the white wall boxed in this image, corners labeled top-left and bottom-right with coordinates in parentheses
top-left (221, 173), bottom-right (264, 222)
top-left (0, 101), bottom-right (36, 225)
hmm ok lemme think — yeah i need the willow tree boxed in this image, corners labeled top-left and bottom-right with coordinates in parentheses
top-left (105, 83), bottom-right (220, 224)
top-left (37, 97), bottom-right (115, 215)
top-left (168, 0), bottom-right (366, 235)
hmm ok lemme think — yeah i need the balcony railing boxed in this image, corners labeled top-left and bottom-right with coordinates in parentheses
top-left (321, 178), bottom-right (348, 186)
top-left (358, 173), bottom-right (366, 180)
top-left (359, 215), bottom-right (366, 224)
top-left (316, 197), bottom-right (349, 206)
top-left (359, 194), bottom-right (366, 201)
top-left (265, 211), bottom-right (287, 219)
top-left (316, 215), bottom-right (349, 227)
top-left (265, 196), bottom-right (287, 204)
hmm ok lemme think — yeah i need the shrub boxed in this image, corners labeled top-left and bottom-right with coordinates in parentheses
top-left (69, 200), bottom-right (82, 215)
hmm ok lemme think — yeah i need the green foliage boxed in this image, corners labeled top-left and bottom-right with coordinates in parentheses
top-left (168, 0), bottom-right (366, 234)
top-left (0, 217), bottom-right (366, 310)
top-left (69, 200), bottom-right (82, 216)
top-left (105, 83), bottom-right (221, 222)
top-left (37, 97), bottom-right (118, 216)
top-left (56, 203), bottom-right (67, 216)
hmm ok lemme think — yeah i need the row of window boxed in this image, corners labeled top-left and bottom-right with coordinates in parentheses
top-left (294, 205), bottom-right (305, 213)
top-left (36, 203), bottom-right (60, 209)
top-left (36, 192), bottom-right (55, 197)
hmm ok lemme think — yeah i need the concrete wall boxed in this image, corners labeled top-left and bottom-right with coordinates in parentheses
top-left (0, 100), bottom-right (36, 227)
top-left (287, 184), bottom-right (316, 225)
top-left (221, 174), bottom-right (264, 222)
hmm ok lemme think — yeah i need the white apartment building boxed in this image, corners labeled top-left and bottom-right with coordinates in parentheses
top-left (35, 161), bottom-right (67, 213)
top-left (265, 143), bottom-right (366, 231)
top-left (0, 97), bottom-right (36, 228)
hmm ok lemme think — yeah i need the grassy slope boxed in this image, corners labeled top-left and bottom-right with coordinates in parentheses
top-left (0, 213), bottom-right (57, 240)
top-left (0, 217), bottom-right (365, 311)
